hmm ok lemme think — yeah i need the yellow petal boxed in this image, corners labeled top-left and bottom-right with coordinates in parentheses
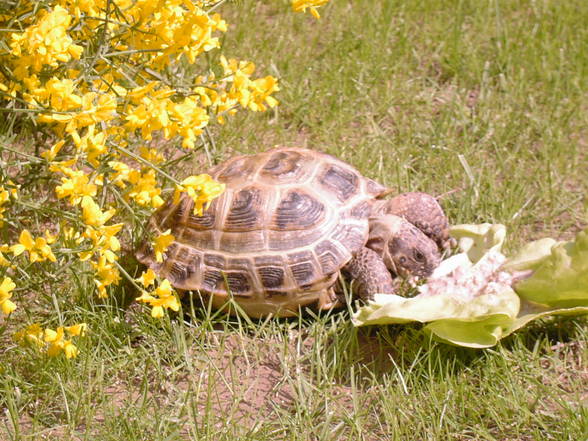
top-left (65, 323), bottom-right (87, 337)
top-left (137, 269), bottom-right (156, 288)
top-left (10, 244), bottom-right (26, 256)
top-left (63, 341), bottom-right (79, 358)
top-left (0, 276), bottom-right (15, 295)
top-left (151, 305), bottom-right (164, 318)
top-left (44, 328), bottom-right (58, 342)
top-left (18, 230), bottom-right (35, 249)
top-left (1, 299), bottom-right (16, 315)
top-left (47, 343), bottom-right (63, 357)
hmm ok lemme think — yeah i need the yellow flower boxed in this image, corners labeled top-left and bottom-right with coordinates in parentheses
top-left (127, 82), bottom-right (160, 104)
top-left (0, 182), bottom-right (18, 227)
top-left (137, 268), bottom-right (157, 288)
top-left (54, 168), bottom-right (98, 205)
top-left (14, 323), bottom-right (44, 348)
top-left (107, 161), bottom-right (132, 189)
top-left (126, 169), bottom-right (164, 208)
top-left (15, 322), bottom-right (86, 358)
top-left (65, 323), bottom-right (87, 337)
top-left (27, 78), bottom-right (82, 112)
top-left (137, 279), bottom-right (180, 318)
top-left (0, 277), bottom-right (16, 315)
top-left (63, 341), bottom-right (80, 359)
top-left (214, 56), bottom-right (279, 116)
top-left (152, 230), bottom-right (175, 263)
top-left (124, 90), bottom-right (175, 140)
top-left (91, 255), bottom-right (121, 298)
top-left (70, 125), bottom-right (108, 166)
top-left (44, 326), bottom-right (81, 359)
top-left (81, 196), bottom-right (116, 227)
top-left (139, 146), bottom-right (165, 164)
top-left (44, 327), bottom-right (66, 356)
top-left (81, 220), bottom-right (123, 264)
top-left (10, 230), bottom-right (57, 263)
top-left (0, 244), bottom-right (10, 266)
top-left (0, 187), bottom-right (9, 226)
top-left (11, 230), bottom-right (34, 257)
top-left (168, 97), bottom-right (210, 149)
top-left (62, 225), bottom-right (84, 244)
top-left (41, 140), bottom-right (66, 162)
top-left (173, 174), bottom-right (225, 216)
top-left (292, 0), bottom-right (330, 19)
top-left (154, 278), bottom-right (173, 297)
top-left (44, 230), bottom-right (57, 244)
top-left (10, 6), bottom-right (83, 73)
top-left (248, 76), bottom-right (280, 111)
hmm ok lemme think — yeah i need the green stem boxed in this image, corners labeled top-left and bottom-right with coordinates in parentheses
top-left (108, 142), bottom-right (181, 186)
top-left (102, 48), bottom-right (163, 58)
top-left (113, 259), bottom-right (146, 293)
top-left (0, 144), bottom-right (44, 162)
top-left (208, 0), bottom-right (230, 14)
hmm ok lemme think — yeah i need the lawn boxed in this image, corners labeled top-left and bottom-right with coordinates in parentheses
top-left (1, 0), bottom-right (587, 440)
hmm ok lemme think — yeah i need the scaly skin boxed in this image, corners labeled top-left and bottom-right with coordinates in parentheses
top-left (343, 193), bottom-right (449, 300)
top-left (367, 214), bottom-right (441, 279)
top-left (372, 192), bottom-right (451, 251)
top-left (343, 247), bottom-right (395, 301)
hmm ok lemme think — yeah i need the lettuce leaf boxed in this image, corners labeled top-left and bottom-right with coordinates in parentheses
top-left (352, 224), bottom-right (588, 348)
top-left (508, 228), bottom-right (588, 308)
top-left (504, 227), bottom-right (588, 331)
top-left (449, 223), bottom-right (506, 263)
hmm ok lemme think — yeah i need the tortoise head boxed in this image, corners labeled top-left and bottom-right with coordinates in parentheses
top-left (366, 214), bottom-right (441, 278)
top-left (371, 193), bottom-right (451, 251)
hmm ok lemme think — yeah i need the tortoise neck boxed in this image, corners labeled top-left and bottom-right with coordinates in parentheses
top-left (370, 199), bottom-right (389, 217)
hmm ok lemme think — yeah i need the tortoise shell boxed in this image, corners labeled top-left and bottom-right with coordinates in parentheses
top-left (136, 147), bottom-right (387, 317)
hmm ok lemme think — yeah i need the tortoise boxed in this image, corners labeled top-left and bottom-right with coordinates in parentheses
top-left (136, 147), bottom-right (450, 317)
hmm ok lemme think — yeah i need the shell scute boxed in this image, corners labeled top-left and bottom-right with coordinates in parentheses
top-left (220, 230), bottom-right (265, 253)
top-left (185, 201), bottom-right (217, 229)
top-left (165, 246), bottom-right (200, 285)
top-left (318, 163), bottom-right (360, 202)
top-left (167, 261), bottom-right (191, 285)
top-left (314, 239), bottom-right (346, 275)
top-left (267, 227), bottom-right (322, 251)
top-left (224, 272), bottom-right (251, 295)
top-left (272, 190), bottom-right (326, 231)
top-left (202, 269), bottom-right (223, 292)
top-left (259, 150), bottom-right (314, 183)
top-left (203, 253), bottom-right (225, 268)
top-left (330, 222), bottom-right (368, 253)
top-left (258, 266), bottom-right (286, 290)
top-left (214, 155), bottom-right (257, 182)
top-left (224, 186), bottom-right (263, 232)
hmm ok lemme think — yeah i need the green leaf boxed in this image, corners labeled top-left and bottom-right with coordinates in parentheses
top-left (506, 299), bottom-right (588, 336)
top-left (352, 289), bottom-right (520, 348)
top-left (424, 311), bottom-right (517, 348)
top-left (502, 238), bottom-right (559, 272)
top-left (450, 223), bottom-right (506, 263)
top-left (510, 228), bottom-right (588, 308)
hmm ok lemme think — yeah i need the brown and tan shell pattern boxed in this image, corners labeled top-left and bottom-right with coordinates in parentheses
top-left (136, 147), bottom-right (387, 317)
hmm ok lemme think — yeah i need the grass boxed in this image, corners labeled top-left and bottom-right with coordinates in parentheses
top-left (1, 0), bottom-right (587, 439)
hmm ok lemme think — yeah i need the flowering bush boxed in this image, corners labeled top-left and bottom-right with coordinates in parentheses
top-left (0, 0), bottom-right (329, 358)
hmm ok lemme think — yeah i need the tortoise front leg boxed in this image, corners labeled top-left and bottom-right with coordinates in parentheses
top-left (343, 247), bottom-right (395, 301)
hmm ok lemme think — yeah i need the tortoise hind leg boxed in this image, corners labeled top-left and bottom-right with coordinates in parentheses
top-left (342, 247), bottom-right (395, 302)
top-left (318, 287), bottom-right (344, 311)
